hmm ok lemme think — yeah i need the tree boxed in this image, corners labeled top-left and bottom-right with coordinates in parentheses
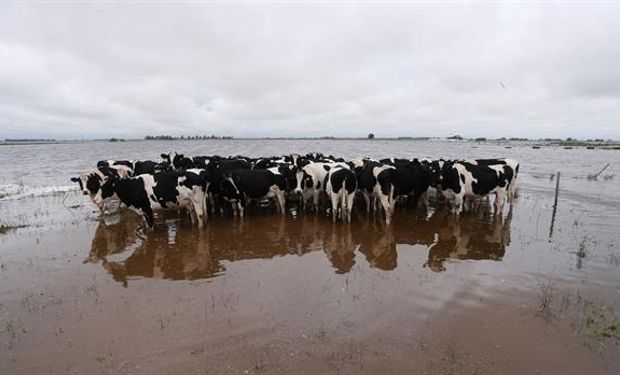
top-left (368, 133), bottom-right (375, 139)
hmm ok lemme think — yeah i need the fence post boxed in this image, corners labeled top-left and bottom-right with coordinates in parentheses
top-left (549, 171), bottom-right (560, 238)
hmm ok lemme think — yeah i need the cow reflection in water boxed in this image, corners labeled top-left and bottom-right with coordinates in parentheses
top-left (425, 210), bottom-right (512, 272)
top-left (88, 213), bottom-right (327, 286)
top-left (323, 224), bottom-right (357, 273)
top-left (88, 207), bottom-right (513, 285)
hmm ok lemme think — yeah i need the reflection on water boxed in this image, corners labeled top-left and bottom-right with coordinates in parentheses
top-left (88, 207), bottom-right (513, 286)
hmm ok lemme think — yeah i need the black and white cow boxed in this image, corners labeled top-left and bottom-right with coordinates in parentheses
top-left (324, 166), bottom-right (357, 223)
top-left (252, 156), bottom-right (288, 170)
top-left (293, 161), bottom-right (350, 212)
top-left (71, 166), bottom-right (121, 212)
top-left (97, 159), bottom-right (160, 177)
top-left (219, 168), bottom-right (287, 217)
top-left (95, 160), bottom-right (133, 178)
top-left (230, 169), bottom-right (286, 216)
top-left (160, 152), bottom-right (213, 170)
top-left (350, 159), bottom-right (397, 224)
top-left (439, 161), bottom-right (514, 213)
top-left (103, 169), bottom-right (209, 228)
top-left (464, 158), bottom-right (520, 202)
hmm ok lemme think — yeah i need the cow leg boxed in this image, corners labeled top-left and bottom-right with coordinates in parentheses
top-left (508, 179), bottom-right (517, 203)
top-left (185, 204), bottom-right (195, 225)
top-left (331, 193), bottom-right (339, 223)
top-left (202, 194), bottom-right (208, 222)
top-left (495, 190), bottom-right (506, 214)
top-left (313, 191), bottom-right (321, 213)
top-left (346, 192), bottom-right (355, 223)
top-left (143, 208), bottom-right (155, 228)
top-left (277, 191), bottom-right (286, 215)
top-left (340, 190), bottom-right (347, 223)
top-left (192, 198), bottom-right (205, 228)
top-left (418, 190), bottom-right (428, 208)
top-left (237, 201), bottom-right (244, 218)
top-left (362, 191), bottom-right (371, 213)
top-left (453, 195), bottom-right (463, 214)
top-left (378, 194), bottom-right (391, 224)
top-left (208, 193), bottom-right (216, 214)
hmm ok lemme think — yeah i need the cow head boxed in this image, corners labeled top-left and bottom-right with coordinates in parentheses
top-left (347, 158), bottom-right (366, 175)
top-left (71, 167), bottom-right (119, 209)
top-left (161, 152), bottom-right (192, 170)
top-left (439, 162), bottom-right (461, 198)
top-left (153, 161), bottom-right (171, 174)
top-left (429, 159), bottom-right (447, 187)
top-left (219, 172), bottom-right (242, 202)
top-left (293, 167), bottom-right (313, 195)
top-left (277, 164), bottom-right (298, 193)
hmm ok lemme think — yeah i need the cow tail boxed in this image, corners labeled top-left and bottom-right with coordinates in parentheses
top-left (203, 184), bottom-right (209, 220)
top-left (341, 178), bottom-right (347, 211)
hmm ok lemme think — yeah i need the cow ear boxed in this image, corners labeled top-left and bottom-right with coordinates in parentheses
top-left (70, 177), bottom-right (80, 182)
top-left (323, 165), bottom-right (331, 172)
top-left (161, 154), bottom-right (168, 160)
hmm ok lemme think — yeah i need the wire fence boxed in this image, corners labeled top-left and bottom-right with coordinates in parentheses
top-left (520, 163), bottom-right (615, 181)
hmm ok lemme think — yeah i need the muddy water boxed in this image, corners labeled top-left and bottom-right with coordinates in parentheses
top-left (1, 140), bottom-right (620, 374)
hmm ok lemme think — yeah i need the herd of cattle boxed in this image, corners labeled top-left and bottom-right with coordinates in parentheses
top-left (71, 151), bottom-right (519, 228)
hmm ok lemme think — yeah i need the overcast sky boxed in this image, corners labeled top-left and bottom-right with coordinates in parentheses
top-left (1, 2), bottom-right (619, 140)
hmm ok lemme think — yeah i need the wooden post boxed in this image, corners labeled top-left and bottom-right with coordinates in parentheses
top-left (553, 172), bottom-right (560, 209)
top-left (549, 171), bottom-right (560, 238)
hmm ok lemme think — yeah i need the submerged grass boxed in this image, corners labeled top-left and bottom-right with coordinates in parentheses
top-left (0, 224), bottom-right (28, 235)
top-left (585, 303), bottom-right (620, 344)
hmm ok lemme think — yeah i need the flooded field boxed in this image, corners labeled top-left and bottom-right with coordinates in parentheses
top-left (1, 139), bottom-right (619, 374)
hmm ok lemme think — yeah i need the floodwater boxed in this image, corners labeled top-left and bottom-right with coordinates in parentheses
top-left (1, 139), bottom-right (619, 374)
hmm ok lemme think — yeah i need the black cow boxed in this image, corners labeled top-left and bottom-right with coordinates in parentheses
top-left (392, 159), bottom-right (433, 207)
top-left (224, 169), bottom-right (287, 217)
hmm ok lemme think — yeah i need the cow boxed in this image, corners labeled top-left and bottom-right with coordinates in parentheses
top-left (352, 159), bottom-right (397, 224)
top-left (97, 159), bottom-right (160, 177)
top-left (392, 159), bottom-right (433, 207)
top-left (422, 158), bottom-right (451, 188)
top-left (464, 158), bottom-right (520, 201)
top-left (102, 169), bottom-right (209, 228)
top-left (70, 166), bottom-right (121, 213)
top-left (160, 152), bottom-right (215, 170)
top-left (439, 161), bottom-right (514, 214)
top-left (212, 156), bottom-right (252, 171)
top-left (204, 158), bottom-right (253, 214)
top-left (217, 168), bottom-right (287, 217)
top-left (293, 162), bottom-right (350, 212)
top-left (253, 156), bottom-right (288, 170)
top-left (324, 166), bottom-right (357, 223)
top-left (95, 160), bottom-right (133, 178)
top-left (132, 160), bottom-right (159, 175)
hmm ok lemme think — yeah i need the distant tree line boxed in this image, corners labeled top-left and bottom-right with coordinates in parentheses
top-left (144, 135), bottom-right (233, 140)
top-left (4, 138), bottom-right (56, 142)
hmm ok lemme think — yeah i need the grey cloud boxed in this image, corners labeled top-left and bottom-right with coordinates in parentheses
top-left (1, 3), bottom-right (619, 140)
